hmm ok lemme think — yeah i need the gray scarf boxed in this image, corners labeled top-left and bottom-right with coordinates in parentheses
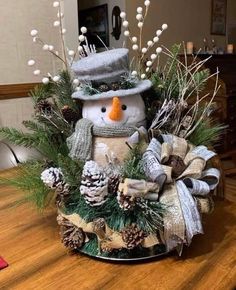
top-left (67, 118), bottom-right (138, 161)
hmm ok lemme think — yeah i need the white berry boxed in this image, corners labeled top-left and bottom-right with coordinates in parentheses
top-left (120, 12), bottom-right (126, 19)
top-left (153, 36), bottom-right (159, 43)
top-left (162, 23), bottom-right (168, 30)
top-left (131, 71), bottom-right (138, 76)
top-left (53, 1), bottom-right (59, 8)
top-left (57, 12), bottom-right (64, 18)
top-left (132, 36), bottom-right (138, 43)
top-left (53, 21), bottom-right (60, 27)
top-left (141, 74), bottom-right (146, 79)
top-left (81, 27), bottom-right (87, 34)
top-left (144, 0), bottom-right (151, 7)
top-left (78, 35), bottom-right (85, 42)
top-left (49, 45), bottom-right (54, 51)
top-left (33, 70), bottom-right (41, 76)
top-left (156, 30), bottom-right (162, 36)
top-left (78, 46), bottom-right (83, 52)
top-left (73, 79), bottom-right (80, 85)
top-left (146, 67), bottom-right (150, 72)
top-left (146, 61), bottom-right (152, 67)
top-left (28, 60), bottom-right (35, 66)
top-left (156, 47), bottom-right (163, 54)
top-left (147, 40), bottom-right (153, 47)
top-left (68, 50), bottom-right (75, 56)
top-left (62, 28), bottom-right (67, 34)
top-left (142, 47), bottom-right (147, 54)
top-left (123, 20), bottom-right (129, 28)
top-left (136, 14), bottom-right (143, 21)
top-left (30, 29), bottom-right (38, 37)
top-left (53, 76), bottom-right (60, 82)
top-left (151, 54), bottom-right (157, 60)
top-left (42, 77), bottom-right (50, 84)
top-left (43, 44), bottom-right (49, 51)
top-left (138, 22), bottom-right (143, 28)
top-left (132, 44), bottom-right (139, 51)
top-left (124, 30), bottom-right (130, 37)
top-left (137, 7), bottom-right (143, 13)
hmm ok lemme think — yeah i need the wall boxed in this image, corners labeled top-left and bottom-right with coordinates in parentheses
top-left (0, 0), bottom-right (62, 85)
top-left (126, 0), bottom-right (227, 54)
top-left (228, 0), bottom-right (236, 45)
top-left (78, 0), bottom-right (126, 48)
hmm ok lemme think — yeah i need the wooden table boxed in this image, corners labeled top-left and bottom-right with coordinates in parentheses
top-left (0, 169), bottom-right (236, 290)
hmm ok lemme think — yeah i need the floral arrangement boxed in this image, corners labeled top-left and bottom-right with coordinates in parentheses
top-left (0, 0), bottom-right (224, 260)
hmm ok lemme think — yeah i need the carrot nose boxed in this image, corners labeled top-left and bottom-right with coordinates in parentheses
top-left (108, 97), bottom-right (122, 121)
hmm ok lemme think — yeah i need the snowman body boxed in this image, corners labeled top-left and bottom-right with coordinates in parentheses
top-left (82, 94), bottom-right (146, 165)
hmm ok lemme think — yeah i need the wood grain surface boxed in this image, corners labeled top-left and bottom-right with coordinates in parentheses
top-left (0, 169), bottom-right (236, 290)
top-left (0, 83), bottom-right (39, 100)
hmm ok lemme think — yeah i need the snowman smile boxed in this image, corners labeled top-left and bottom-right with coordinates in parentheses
top-left (101, 116), bottom-right (130, 126)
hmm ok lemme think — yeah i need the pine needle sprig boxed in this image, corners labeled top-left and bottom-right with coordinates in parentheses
top-left (0, 162), bottom-right (53, 210)
top-left (121, 145), bottom-right (146, 180)
top-left (188, 117), bottom-right (227, 147)
top-left (0, 127), bottom-right (40, 148)
top-left (30, 83), bottom-right (53, 104)
top-left (52, 70), bottom-right (79, 111)
top-left (57, 154), bottom-right (84, 188)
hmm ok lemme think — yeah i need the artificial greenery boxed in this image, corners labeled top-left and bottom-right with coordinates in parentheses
top-left (0, 161), bottom-right (52, 210)
top-left (121, 144), bottom-right (146, 180)
top-left (188, 117), bottom-right (226, 147)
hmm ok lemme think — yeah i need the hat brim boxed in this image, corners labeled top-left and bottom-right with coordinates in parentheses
top-left (72, 80), bottom-right (152, 101)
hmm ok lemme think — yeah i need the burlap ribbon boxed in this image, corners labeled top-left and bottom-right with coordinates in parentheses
top-left (59, 212), bottom-right (161, 252)
top-left (143, 135), bottom-right (220, 253)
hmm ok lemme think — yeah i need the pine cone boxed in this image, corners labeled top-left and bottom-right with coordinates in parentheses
top-left (110, 82), bottom-right (120, 91)
top-left (35, 100), bottom-right (52, 115)
top-left (41, 167), bottom-right (63, 189)
top-left (105, 163), bottom-right (121, 194)
top-left (55, 182), bottom-right (70, 207)
top-left (80, 161), bottom-right (109, 207)
top-left (57, 214), bottom-right (85, 250)
top-left (98, 83), bottom-right (110, 92)
top-left (117, 191), bottom-right (136, 211)
top-left (61, 105), bottom-right (80, 123)
top-left (121, 224), bottom-right (146, 250)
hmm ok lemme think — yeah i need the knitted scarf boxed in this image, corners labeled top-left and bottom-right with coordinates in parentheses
top-left (67, 118), bottom-right (138, 161)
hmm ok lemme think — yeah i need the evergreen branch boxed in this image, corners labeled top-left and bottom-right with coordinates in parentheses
top-left (188, 118), bottom-right (227, 147)
top-left (0, 127), bottom-right (39, 148)
top-left (0, 162), bottom-right (53, 210)
top-left (57, 154), bottom-right (84, 187)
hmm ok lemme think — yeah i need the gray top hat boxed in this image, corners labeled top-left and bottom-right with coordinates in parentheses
top-left (72, 48), bottom-right (152, 101)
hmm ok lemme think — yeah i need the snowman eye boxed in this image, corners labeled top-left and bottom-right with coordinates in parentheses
top-left (122, 104), bottom-right (127, 111)
top-left (101, 107), bottom-right (106, 113)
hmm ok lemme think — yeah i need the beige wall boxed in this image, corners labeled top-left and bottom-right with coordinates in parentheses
top-left (126, 0), bottom-right (227, 53)
top-left (0, 98), bottom-right (34, 130)
top-left (0, 0), bottom-right (62, 85)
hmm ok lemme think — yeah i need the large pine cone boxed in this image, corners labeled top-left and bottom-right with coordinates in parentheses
top-left (55, 182), bottom-right (70, 207)
top-left (80, 161), bottom-right (109, 207)
top-left (117, 192), bottom-right (136, 211)
top-left (121, 224), bottom-right (146, 250)
top-left (61, 105), bottom-right (80, 123)
top-left (35, 100), bottom-right (52, 115)
top-left (57, 215), bottom-right (85, 250)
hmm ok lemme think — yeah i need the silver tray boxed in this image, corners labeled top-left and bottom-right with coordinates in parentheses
top-left (78, 246), bottom-right (170, 262)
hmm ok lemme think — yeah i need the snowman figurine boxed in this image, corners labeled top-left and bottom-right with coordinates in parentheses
top-left (67, 48), bottom-right (152, 165)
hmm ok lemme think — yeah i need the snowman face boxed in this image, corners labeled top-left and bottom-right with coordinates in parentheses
top-left (82, 94), bottom-right (146, 127)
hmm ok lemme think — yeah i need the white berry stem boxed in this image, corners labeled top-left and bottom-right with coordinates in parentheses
top-left (57, 1), bottom-right (68, 70)
top-left (138, 3), bottom-right (150, 74)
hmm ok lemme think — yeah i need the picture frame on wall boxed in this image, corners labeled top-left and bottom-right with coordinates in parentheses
top-left (78, 4), bottom-right (109, 48)
top-left (211, 0), bottom-right (227, 35)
